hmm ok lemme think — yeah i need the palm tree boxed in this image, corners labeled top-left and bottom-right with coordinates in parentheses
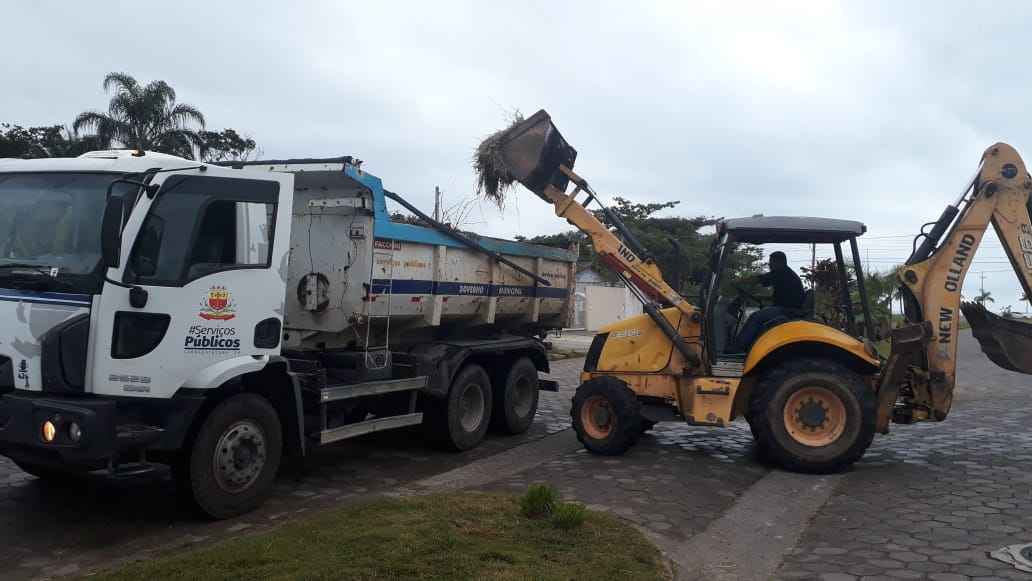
top-left (974, 289), bottom-right (994, 306)
top-left (73, 72), bottom-right (205, 159)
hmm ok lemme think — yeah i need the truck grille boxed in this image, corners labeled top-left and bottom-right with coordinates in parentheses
top-left (0, 356), bottom-right (12, 392)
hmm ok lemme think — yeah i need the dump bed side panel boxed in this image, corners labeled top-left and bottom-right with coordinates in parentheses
top-left (281, 165), bottom-right (576, 346)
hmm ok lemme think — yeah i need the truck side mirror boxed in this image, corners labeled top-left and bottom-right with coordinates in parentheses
top-left (101, 196), bottom-right (125, 269)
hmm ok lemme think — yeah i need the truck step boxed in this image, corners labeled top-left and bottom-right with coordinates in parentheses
top-left (319, 376), bottom-right (428, 403)
top-left (316, 413), bottom-right (423, 445)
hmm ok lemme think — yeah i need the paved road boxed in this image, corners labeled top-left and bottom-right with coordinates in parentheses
top-left (5, 331), bottom-right (1032, 580)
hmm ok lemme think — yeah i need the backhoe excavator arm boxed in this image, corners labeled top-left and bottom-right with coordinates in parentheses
top-left (542, 166), bottom-right (687, 310)
top-left (486, 110), bottom-right (699, 368)
top-left (896, 142), bottom-right (1032, 420)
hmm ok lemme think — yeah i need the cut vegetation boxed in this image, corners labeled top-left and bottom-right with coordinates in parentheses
top-left (90, 493), bottom-right (667, 581)
top-left (473, 111), bottom-right (524, 207)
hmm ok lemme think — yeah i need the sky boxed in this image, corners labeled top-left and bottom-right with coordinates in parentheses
top-left (4, 1), bottom-right (1032, 311)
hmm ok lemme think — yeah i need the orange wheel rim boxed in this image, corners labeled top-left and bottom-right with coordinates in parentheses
top-left (581, 395), bottom-right (614, 440)
top-left (783, 386), bottom-right (846, 447)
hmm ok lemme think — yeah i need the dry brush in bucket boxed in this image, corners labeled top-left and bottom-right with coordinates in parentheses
top-left (473, 112), bottom-right (525, 208)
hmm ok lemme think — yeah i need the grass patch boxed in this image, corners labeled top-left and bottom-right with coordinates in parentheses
top-left (520, 483), bottom-right (558, 518)
top-left (550, 502), bottom-right (588, 530)
top-left (90, 493), bottom-right (666, 581)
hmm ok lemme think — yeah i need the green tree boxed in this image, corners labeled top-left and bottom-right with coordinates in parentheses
top-left (73, 72), bottom-right (205, 159)
top-left (974, 289), bottom-right (994, 306)
top-left (518, 197), bottom-right (764, 300)
top-left (198, 128), bottom-right (259, 163)
top-left (0, 124), bottom-right (100, 158)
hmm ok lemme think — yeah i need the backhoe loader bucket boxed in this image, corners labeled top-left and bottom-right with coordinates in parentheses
top-left (960, 301), bottom-right (1032, 374)
top-left (496, 109), bottom-right (578, 199)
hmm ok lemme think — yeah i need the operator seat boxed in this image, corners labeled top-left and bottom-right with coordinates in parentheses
top-left (759, 289), bottom-right (816, 334)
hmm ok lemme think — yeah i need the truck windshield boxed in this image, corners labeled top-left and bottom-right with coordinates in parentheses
top-left (0, 172), bottom-right (124, 293)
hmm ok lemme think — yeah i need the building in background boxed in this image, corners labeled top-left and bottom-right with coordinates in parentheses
top-left (571, 267), bottom-right (643, 331)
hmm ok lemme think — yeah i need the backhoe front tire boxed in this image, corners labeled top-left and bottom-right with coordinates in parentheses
top-left (571, 376), bottom-right (641, 455)
top-left (750, 358), bottom-right (874, 474)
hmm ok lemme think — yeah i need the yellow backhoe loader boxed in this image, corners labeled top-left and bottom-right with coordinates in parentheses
top-left (486, 110), bottom-right (1032, 472)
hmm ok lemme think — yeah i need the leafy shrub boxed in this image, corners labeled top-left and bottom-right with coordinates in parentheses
top-left (550, 502), bottom-right (587, 530)
top-left (520, 484), bottom-right (558, 518)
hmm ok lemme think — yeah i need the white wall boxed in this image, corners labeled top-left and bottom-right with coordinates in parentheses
top-left (583, 285), bottom-right (643, 331)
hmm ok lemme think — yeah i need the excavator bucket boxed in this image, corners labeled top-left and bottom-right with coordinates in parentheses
top-left (495, 109), bottom-right (578, 198)
top-left (960, 301), bottom-right (1032, 374)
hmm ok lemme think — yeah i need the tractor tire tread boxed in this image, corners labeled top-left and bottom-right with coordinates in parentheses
top-left (749, 357), bottom-right (874, 474)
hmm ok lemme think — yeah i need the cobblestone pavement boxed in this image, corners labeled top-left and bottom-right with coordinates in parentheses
top-left (479, 419), bottom-right (768, 543)
top-left (776, 332), bottom-right (1032, 581)
top-left (0, 358), bottom-right (585, 580)
top-left (480, 332), bottom-right (1032, 581)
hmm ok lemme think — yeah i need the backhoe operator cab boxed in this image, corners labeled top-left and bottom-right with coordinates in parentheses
top-left (705, 216), bottom-right (878, 366)
top-left (581, 214), bottom-right (886, 473)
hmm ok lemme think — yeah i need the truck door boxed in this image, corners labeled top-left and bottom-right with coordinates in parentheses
top-left (89, 170), bottom-right (293, 399)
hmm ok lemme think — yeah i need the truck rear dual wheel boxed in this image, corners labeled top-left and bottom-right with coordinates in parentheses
top-left (424, 364), bottom-right (493, 451)
top-left (180, 394), bottom-right (283, 519)
top-left (491, 357), bottom-right (540, 435)
top-left (749, 358), bottom-right (875, 474)
top-left (571, 376), bottom-right (642, 455)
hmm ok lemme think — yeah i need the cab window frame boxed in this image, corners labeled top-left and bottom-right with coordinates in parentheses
top-left (123, 174), bottom-right (278, 288)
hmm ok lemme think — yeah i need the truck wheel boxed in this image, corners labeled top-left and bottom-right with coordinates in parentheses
top-left (491, 357), bottom-right (539, 434)
top-left (571, 376), bottom-right (641, 455)
top-left (749, 358), bottom-right (874, 474)
top-left (425, 364), bottom-right (493, 451)
top-left (182, 394), bottom-right (283, 519)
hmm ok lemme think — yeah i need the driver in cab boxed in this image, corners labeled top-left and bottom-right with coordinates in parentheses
top-left (728, 251), bottom-right (804, 353)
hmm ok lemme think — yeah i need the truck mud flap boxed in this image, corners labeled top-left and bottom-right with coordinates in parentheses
top-left (960, 301), bottom-right (1032, 374)
top-left (538, 379), bottom-right (559, 392)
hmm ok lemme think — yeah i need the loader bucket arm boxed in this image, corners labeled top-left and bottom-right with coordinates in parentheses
top-left (488, 110), bottom-right (701, 369)
top-left (898, 143), bottom-right (1032, 419)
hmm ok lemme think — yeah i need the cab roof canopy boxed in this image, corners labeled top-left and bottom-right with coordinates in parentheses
top-left (718, 216), bottom-right (867, 244)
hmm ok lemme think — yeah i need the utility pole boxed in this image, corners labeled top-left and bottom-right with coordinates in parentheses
top-left (810, 243), bottom-right (816, 290)
top-left (980, 271), bottom-right (986, 297)
top-left (433, 186), bottom-right (442, 222)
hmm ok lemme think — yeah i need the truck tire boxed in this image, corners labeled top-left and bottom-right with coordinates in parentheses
top-left (181, 393), bottom-right (283, 519)
top-left (749, 358), bottom-right (874, 474)
top-left (571, 376), bottom-right (641, 455)
top-left (491, 357), bottom-right (539, 434)
top-left (424, 364), bottom-right (493, 451)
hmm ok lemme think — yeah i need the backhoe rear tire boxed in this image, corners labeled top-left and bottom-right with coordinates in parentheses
top-left (750, 357), bottom-right (874, 474)
top-left (571, 376), bottom-right (641, 455)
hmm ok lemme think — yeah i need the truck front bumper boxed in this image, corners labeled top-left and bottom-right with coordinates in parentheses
top-left (0, 392), bottom-right (118, 468)
top-left (0, 390), bottom-right (202, 470)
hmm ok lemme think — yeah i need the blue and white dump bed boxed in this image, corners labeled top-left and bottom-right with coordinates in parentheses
top-left (225, 158), bottom-right (577, 350)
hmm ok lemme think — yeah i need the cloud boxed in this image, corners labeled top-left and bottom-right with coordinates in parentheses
top-left (2, 0), bottom-right (1030, 307)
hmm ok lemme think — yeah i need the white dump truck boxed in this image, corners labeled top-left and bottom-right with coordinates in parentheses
top-left (0, 151), bottom-right (575, 517)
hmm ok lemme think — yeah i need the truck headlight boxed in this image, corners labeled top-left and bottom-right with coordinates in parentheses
top-left (41, 420), bottom-right (57, 443)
